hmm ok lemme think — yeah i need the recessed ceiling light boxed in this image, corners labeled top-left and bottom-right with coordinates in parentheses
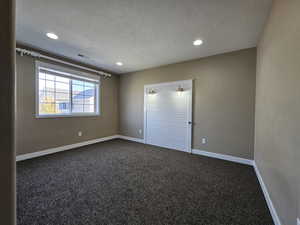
top-left (193, 39), bottom-right (203, 46)
top-left (46, 32), bottom-right (58, 40)
top-left (116, 62), bottom-right (123, 66)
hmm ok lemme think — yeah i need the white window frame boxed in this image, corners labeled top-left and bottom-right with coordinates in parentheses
top-left (35, 61), bottom-right (100, 118)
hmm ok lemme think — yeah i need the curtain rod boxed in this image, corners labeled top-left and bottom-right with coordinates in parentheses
top-left (16, 48), bottom-right (112, 78)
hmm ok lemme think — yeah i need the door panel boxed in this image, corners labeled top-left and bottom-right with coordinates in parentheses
top-left (144, 80), bottom-right (192, 152)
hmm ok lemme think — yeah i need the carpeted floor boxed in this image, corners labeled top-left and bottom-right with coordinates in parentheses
top-left (17, 139), bottom-right (274, 225)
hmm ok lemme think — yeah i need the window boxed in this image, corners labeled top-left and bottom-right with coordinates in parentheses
top-left (36, 61), bottom-right (100, 117)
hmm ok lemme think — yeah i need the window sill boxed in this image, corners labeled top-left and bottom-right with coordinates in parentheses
top-left (36, 113), bottom-right (100, 119)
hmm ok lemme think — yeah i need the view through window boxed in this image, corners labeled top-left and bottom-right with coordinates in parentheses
top-left (37, 63), bottom-right (99, 117)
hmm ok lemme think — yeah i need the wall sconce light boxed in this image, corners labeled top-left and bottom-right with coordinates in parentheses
top-left (176, 85), bottom-right (184, 92)
top-left (148, 89), bottom-right (156, 95)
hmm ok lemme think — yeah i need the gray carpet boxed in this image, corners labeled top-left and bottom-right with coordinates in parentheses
top-left (17, 139), bottom-right (274, 225)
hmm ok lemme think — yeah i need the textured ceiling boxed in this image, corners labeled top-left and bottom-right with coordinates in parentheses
top-left (16, 0), bottom-right (272, 74)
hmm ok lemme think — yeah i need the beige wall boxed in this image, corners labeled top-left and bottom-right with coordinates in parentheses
top-left (16, 54), bottom-right (119, 155)
top-left (255, 0), bottom-right (300, 224)
top-left (119, 48), bottom-right (256, 159)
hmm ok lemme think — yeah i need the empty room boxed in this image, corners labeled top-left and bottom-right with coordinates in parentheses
top-left (0, 0), bottom-right (299, 225)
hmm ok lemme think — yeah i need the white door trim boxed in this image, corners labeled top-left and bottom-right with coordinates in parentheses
top-left (144, 79), bottom-right (193, 88)
top-left (144, 79), bottom-right (193, 153)
top-left (143, 85), bottom-right (148, 145)
top-left (186, 81), bottom-right (193, 153)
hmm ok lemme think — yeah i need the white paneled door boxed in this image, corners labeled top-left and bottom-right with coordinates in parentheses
top-left (144, 80), bottom-right (193, 153)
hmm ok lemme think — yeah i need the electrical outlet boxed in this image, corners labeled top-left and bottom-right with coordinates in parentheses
top-left (202, 138), bottom-right (207, 144)
top-left (78, 131), bottom-right (82, 137)
top-left (138, 129), bottom-right (142, 134)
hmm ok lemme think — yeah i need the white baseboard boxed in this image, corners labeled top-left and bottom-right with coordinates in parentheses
top-left (117, 135), bottom-right (145, 143)
top-left (16, 135), bottom-right (146, 161)
top-left (192, 149), bottom-right (253, 166)
top-left (16, 135), bottom-right (119, 161)
top-left (253, 162), bottom-right (282, 225)
top-left (192, 149), bottom-right (281, 225)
